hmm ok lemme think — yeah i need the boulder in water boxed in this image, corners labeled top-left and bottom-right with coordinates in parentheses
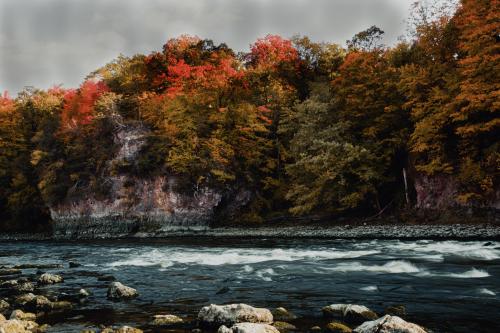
top-left (272, 307), bottom-right (297, 321)
top-left (384, 305), bottom-right (406, 317)
top-left (10, 309), bottom-right (36, 321)
top-left (26, 295), bottom-right (52, 311)
top-left (13, 294), bottom-right (36, 306)
top-left (114, 326), bottom-right (143, 333)
top-left (198, 303), bottom-right (273, 327)
top-left (69, 262), bottom-right (81, 268)
top-left (151, 314), bottom-right (183, 326)
top-left (0, 318), bottom-right (32, 333)
top-left (0, 299), bottom-right (10, 313)
top-left (353, 315), bottom-right (427, 333)
top-left (218, 323), bottom-right (280, 333)
top-left (273, 321), bottom-right (297, 332)
top-left (107, 282), bottom-right (138, 300)
top-left (322, 304), bottom-right (378, 323)
top-left (13, 282), bottom-right (35, 293)
top-left (38, 273), bottom-right (63, 285)
top-left (325, 322), bottom-right (352, 333)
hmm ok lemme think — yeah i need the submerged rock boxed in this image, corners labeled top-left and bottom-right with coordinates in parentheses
top-left (198, 304), bottom-right (273, 327)
top-left (151, 314), bottom-right (183, 326)
top-left (107, 282), bottom-right (138, 300)
top-left (272, 307), bottom-right (297, 322)
top-left (325, 322), bottom-right (352, 333)
top-left (273, 321), bottom-right (297, 332)
top-left (50, 301), bottom-right (73, 311)
top-left (38, 273), bottom-right (63, 285)
top-left (353, 315), bottom-right (427, 333)
top-left (218, 323), bottom-right (280, 333)
top-left (0, 268), bottom-right (21, 276)
top-left (384, 305), bottom-right (406, 317)
top-left (322, 304), bottom-right (378, 323)
top-left (69, 262), bottom-right (82, 268)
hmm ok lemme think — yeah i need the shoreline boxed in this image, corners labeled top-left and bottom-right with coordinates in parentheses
top-left (1, 223), bottom-right (500, 241)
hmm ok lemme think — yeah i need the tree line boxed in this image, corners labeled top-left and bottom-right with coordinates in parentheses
top-left (0, 0), bottom-right (498, 230)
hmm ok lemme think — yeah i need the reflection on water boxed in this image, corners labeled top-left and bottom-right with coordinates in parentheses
top-left (0, 238), bottom-right (498, 332)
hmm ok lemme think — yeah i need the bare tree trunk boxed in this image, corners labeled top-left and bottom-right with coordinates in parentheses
top-left (403, 167), bottom-right (410, 206)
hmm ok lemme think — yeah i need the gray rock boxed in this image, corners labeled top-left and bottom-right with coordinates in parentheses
top-left (322, 304), bottom-right (378, 323)
top-left (38, 273), bottom-right (63, 285)
top-left (198, 304), bottom-right (273, 327)
top-left (353, 315), bottom-right (427, 333)
top-left (107, 282), bottom-right (138, 300)
top-left (219, 323), bottom-right (280, 333)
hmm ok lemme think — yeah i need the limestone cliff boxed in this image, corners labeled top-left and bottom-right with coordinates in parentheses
top-left (49, 117), bottom-right (227, 238)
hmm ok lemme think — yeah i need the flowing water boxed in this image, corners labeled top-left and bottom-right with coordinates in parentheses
top-left (0, 238), bottom-right (499, 332)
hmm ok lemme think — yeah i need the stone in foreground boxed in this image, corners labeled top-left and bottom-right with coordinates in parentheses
top-left (322, 304), bottom-right (378, 323)
top-left (107, 282), bottom-right (138, 300)
top-left (198, 304), bottom-right (273, 327)
top-left (218, 323), bottom-right (280, 333)
top-left (353, 315), bottom-right (427, 333)
top-left (151, 314), bottom-right (183, 326)
top-left (38, 273), bottom-right (63, 285)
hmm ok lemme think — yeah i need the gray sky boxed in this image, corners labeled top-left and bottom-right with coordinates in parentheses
top-left (0, 0), bottom-right (416, 94)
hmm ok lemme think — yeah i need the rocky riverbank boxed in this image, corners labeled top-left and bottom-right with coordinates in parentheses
top-left (0, 264), bottom-right (431, 333)
top-left (1, 223), bottom-right (500, 241)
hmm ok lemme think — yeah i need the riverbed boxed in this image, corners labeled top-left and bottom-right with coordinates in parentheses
top-left (0, 238), bottom-right (499, 332)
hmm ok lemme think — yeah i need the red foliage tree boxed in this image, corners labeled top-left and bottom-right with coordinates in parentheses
top-left (61, 80), bottom-right (108, 130)
top-left (248, 35), bottom-right (299, 69)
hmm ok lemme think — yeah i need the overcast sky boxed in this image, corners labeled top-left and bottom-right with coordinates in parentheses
top-left (0, 0), bottom-right (417, 94)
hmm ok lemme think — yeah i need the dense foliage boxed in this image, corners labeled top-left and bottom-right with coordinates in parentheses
top-left (0, 0), bottom-right (498, 230)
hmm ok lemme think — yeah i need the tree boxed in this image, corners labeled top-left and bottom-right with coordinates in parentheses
top-left (347, 26), bottom-right (385, 51)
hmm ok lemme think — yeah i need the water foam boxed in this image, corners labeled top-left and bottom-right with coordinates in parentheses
top-left (360, 285), bottom-right (378, 292)
top-left (323, 260), bottom-right (421, 274)
top-left (478, 288), bottom-right (496, 296)
top-left (446, 268), bottom-right (490, 278)
top-left (106, 247), bottom-right (379, 267)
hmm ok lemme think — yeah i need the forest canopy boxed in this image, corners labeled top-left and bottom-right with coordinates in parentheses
top-left (0, 0), bottom-right (498, 230)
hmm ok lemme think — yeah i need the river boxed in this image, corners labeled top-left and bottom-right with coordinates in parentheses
top-left (0, 238), bottom-right (498, 332)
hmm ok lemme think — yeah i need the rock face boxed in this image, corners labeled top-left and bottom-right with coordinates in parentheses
top-left (198, 304), bottom-right (273, 327)
top-left (218, 323), bottom-right (280, 333)
top-left (414, 173), bottom-right (500, 209)
top-left (353, 315), bottom-right (427, 333)
top-left (49, 120), bottom-right (224, 239)
top-left (38, 273), bottom-right (63, 285)
top-left (322, 304), bottom-right (378, 323)
top-left (107, 282), bottom-right (138, 300)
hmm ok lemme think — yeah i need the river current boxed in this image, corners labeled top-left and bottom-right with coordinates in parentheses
top-left (0, 238), bottom-right (498, 332)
